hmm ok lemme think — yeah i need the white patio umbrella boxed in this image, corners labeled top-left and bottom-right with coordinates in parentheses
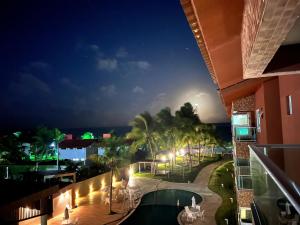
top-left (192, 196), bottom-right (196, 208)
top-left (285, 202), bottom-right (291, 215)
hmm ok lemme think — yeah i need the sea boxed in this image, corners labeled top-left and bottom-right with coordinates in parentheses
top-left (0, 123), bottom-right (231, 142)
top-left (62, 123), bottom-right (231, 141)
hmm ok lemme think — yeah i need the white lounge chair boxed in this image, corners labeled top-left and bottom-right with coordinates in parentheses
top-left (184, 206), bottom-right (196, 222)
top-left (195, 205), bottom-right (201, 217)
top-left (199, 210), bottom-right (205, 220)
top-left (104, 197), bottom-right (110, 205)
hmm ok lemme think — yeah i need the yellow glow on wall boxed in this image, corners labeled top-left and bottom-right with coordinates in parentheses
top-left (59, 193), bottom-right (64, 201)
top-left (240, 208), bottom-right (247, 219)
top-left (112, 175), bottom-right (116, 187)
top-left (101, 179), bottom-right (106, 189)
top-left (129, 167), bottom-right (134, 176)
top-left (89, 184), bottom-right (93, 193)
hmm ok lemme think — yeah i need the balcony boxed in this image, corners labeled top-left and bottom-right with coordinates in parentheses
top-left (235, 158), bottom-right (252, 190)
top-left (249, 144), bottom-right (300, 225)
top-left (233, 126), bottom-right (256, 142)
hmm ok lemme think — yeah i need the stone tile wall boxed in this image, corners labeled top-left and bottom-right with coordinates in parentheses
top-left (237, 189), bottom-right (253, 208)
top-left (242, 0), bottom-right (300, 78)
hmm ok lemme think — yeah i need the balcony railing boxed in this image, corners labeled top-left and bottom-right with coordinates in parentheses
top-left (233, 126), bottom-right (256, 142)
top-left (237, 175), bottom-right (252, 190)
top-left (249, 144), bottom-right (300, 225)
top-left (237, 166), bottom-right (251, 176)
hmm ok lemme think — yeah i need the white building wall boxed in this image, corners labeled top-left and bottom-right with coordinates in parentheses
top-left (58, 148), bottom-right (86, 161)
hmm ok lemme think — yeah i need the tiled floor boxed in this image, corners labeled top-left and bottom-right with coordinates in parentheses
top-left (46, 191), bottom-right (129, 225)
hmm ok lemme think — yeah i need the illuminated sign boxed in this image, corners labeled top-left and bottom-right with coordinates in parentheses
top-left (103, 133), bottom-right (111, 139)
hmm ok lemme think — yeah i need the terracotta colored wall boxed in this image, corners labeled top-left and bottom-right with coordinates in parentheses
top-left (263, 78), bottom-right (283, 144)
top-left (255, 78), bottom-right (283, 144)
top-left (278, 75), bottom-right (300, 186)
top-left (278, 75), bottom-right (300, 144)
top-left (255, 78), bottom-right (284, 169)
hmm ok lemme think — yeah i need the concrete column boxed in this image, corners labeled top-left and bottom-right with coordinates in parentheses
top-left (41, 214), bottom-right (47, 225)
top-left (138, 163), bottom-right (141, 173)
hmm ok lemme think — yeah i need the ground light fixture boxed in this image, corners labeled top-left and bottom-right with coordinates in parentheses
top-left (128, 167), bottom-right (134, 176)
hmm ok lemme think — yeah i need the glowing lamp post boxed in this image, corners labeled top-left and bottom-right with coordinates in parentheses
top-left (168, 153), bottom-right (174, 172)
top-left (50, 141), bottom-right (59, 171)
top-left (161, 155), bottom-right (167, 175)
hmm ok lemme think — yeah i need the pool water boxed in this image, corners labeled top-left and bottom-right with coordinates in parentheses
top-left (121, 189), bottom-right (202, 225)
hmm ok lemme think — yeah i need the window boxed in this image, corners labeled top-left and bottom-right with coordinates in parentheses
top-left (256, 109), bottom-right (261, 133)
top-left (232, 113), bottom-right (250, 126)
top-left (240, 207), bottom-right (252, 223)
top-left (286, 95), bottom-right (293, 115)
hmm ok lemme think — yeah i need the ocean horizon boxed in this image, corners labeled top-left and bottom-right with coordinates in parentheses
top-left (0, 123), bottom-right (231, 142)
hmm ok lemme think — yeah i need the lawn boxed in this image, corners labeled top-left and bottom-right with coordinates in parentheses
top-left (208, 160), bottom-right (237, 225)
top-left (133, 154), bottom-right (221, 183)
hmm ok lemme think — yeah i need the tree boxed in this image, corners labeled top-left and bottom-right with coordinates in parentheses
top-left (0, 133), bottom-right (25, 163)
top-left (155, 107), bottom-right (177, 167)
top-left (102, 135), bottom-right (129, 214)
top-left (32, 126), bottom-right (64, 170)
top-left (53, 128), bottom-right (65, 170)
top-left (175, 103), bottom-right (201, 171)
top-left (127, 112), bottom-right (159, 173)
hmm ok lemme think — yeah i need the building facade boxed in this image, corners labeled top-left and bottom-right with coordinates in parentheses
top-left (58, 139), bottom-right (101, 165)
top-left (181, 0), bottom-right (300, 224)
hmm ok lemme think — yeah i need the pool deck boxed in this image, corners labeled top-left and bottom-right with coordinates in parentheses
top-left (178, 161), bottom-right (223, 225)
top-left (31, 161), bottom-right (222, 225)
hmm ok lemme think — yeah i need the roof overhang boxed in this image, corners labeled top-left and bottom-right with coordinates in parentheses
top-left (181, 0), bottom-right (245, 90)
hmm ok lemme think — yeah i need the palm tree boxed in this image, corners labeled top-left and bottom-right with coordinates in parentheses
top-left (0, 133), bottom-right (25, 163)
top-left (155, 107), bottom-right (177, 168)
top-left (102, 135), bottom-right (128, 214)
top-left (52, 128), bottom-right (65, 170)
top-left (175, 103), bottom-right (201, 171)
top-left (127, 112), bottom-right (158, 173)
top-left (33, 126), bottom-right (54, 170)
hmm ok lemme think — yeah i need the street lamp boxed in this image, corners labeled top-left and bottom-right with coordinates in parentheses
top-left (168, 153), bottom-right (174, 172)
top-left (50, 141), bottom-right (59, 171)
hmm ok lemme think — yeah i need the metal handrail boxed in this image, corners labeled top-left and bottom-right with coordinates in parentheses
top-left (249, 145), bottom-right (300, 214)
top-left (255, 144), bottom-right (300, 149)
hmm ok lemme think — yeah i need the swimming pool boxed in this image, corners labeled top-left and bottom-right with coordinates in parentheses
top-left (121, 189), bottom-right (202, 225)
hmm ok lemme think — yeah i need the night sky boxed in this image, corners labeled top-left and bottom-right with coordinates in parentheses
top-left (0, 0), bottom-right (228, 129)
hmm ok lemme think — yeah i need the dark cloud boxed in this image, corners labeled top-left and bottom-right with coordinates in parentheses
top-left (9, 73), bottom-right (51, 95)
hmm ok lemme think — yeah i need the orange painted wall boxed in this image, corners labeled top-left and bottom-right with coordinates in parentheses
top-left (278, 75), bottom-right (300, 144)
top-left (255, 78), bottom-right (284, 169)
top-left (278, 75), bottom-right (300, 186)
top-left (263, 78), bottom-right (283, 144)
top-left (255, 78), bottom-right (283, 144)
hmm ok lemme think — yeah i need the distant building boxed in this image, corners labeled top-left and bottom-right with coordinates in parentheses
top-left (58, 139), bottom-right (103, 164)
top-left (64, 134), bottom-right (74, 140)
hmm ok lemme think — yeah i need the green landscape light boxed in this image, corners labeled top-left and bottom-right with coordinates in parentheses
top-left (81, 132), bottom-right (94, 140)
